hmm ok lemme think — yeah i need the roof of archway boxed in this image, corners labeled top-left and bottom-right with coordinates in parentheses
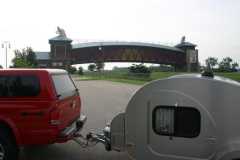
top-left (72, 41), bottom-right (184, 53)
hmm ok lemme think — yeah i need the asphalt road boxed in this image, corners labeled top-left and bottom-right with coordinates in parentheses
top-left (20, 80), bottom-right (140, 160)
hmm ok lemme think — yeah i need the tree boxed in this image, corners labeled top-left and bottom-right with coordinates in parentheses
top-left (78, 66), bottom-right (84, 75)
top-left (66, 66), bottom-right (77, 74)
top-left (205, 57), bottom-right (218, 68)
top-left (128, 64), bottom-right (151, 78)
top-left (88, 64), bottom-right (96, 71)
top-left (232, 62), bottom-right (239, 71)
top-left (129, 64), bottom-right (151, 74)
top-left (219, 57), bottom-right (233, 72)
top-left (95, 61), bottom-right (105, 71)
top-left (12, 47), bottom-right (38, 68)
top-left (0, 65), bottom-right (2, 69)
top-left (12, 58), bottom-right (31, 68)
top-left (26, 48), bottom-right (38, 66)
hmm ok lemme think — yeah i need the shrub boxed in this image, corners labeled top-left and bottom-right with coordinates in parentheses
top-left (88, 64), bottom-right (96, 71)
top-left (78, 67), bottom-right (84, 75)
top-left (66, 66), bottom-right (77, 74)
top-left (128, 64), bottom-right (151, 78)
top-left (129, 64), bottom-right (151, 74)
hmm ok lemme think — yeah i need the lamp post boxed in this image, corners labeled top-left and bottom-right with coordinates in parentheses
top-left (1, 41), bottom-right (11, 69)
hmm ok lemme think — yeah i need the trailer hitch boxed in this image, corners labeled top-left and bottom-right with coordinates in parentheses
top-left (73, 125), bottom-right (111, 151)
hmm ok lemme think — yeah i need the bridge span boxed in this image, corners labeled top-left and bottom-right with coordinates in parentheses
top-left (36, 27), bottom-right (199, 72)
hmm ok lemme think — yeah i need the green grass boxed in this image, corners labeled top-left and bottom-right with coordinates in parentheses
top-left (76, 71), bottom-right (240, 85)
top-left (76, 71), bottom-right (181, 85)
top-left (216, 72), bottom-right (240, 82)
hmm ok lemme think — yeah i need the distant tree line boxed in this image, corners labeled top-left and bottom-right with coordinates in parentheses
top-left (128, 64), bottom-right (151, 78)
top-left (66, 62), bottom-right (105, 75)
top-left (87, 62), bottom-right (105, 72)
top-left (205, 57), bottom-right (239, 72)
top-left (7, 47), bottom-right (239, 75)
top-left (128, 64), bottom-right (151, 74)
top-left (66, 66), bottom-right (84, 75)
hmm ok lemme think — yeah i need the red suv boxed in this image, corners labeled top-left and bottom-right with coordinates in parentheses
top-left (0, 69), bottom-right (86, 160)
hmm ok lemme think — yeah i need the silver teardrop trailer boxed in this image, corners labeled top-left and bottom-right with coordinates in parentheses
top-left (76, 73), bottom-right (240, 160)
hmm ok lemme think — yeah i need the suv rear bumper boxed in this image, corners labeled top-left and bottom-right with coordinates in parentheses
top-left (57, 114), bottom-right (87, 142)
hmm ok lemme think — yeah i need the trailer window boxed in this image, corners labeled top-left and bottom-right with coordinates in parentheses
top-left (153, 106), bottom-right (200, 138)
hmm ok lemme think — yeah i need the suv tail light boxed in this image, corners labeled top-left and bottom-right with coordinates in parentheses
top-left (50, 120), bottom-right (61, 125)
top-left (50, 104), bottom-right (61, 126)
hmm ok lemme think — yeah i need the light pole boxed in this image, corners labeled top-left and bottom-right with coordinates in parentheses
top-left (1, 41), bottom-right (11, 69)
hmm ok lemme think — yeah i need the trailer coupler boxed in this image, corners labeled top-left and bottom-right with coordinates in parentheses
top-left (73, 125), bottom-right (111, 151)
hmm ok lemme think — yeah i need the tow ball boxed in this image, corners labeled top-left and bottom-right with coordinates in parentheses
top-left (73, 125), bottom-right (111, 151)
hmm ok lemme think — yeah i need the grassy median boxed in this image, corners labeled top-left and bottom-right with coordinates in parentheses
top-left (76, 71), bottom-right (240, 85)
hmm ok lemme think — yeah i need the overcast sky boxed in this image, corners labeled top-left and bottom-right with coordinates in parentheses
top-left (0, 0), bottom-right (239, 69)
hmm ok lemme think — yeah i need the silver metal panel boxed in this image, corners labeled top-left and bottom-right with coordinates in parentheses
top-left (110, 113), bottom-right (126, 152)
top-left (121, 74), bottom-right (240, 160)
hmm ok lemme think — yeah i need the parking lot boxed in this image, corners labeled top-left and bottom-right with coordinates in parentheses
top-left (20, 80), bottom-right (140, 160)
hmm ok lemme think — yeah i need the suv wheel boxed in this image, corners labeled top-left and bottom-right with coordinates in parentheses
top-left (0, 128), bottom-right (19, 160)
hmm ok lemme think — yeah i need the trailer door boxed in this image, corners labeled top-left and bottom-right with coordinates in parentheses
top-left (137, 91), bottom-right (217, 160)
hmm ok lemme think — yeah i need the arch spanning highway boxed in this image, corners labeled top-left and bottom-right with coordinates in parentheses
top-left (71, 41), bottom-right (185, 65)
top-left (36, 28), bottom-right (199, 72)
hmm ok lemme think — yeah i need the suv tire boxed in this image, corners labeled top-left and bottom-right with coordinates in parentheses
top-left (0, 128), bottom-right (19, 160)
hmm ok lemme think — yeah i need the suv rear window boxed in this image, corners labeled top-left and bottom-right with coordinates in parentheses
top-left (0, 75), bottom-right (40, 97)
top-left (52, 74), bottom-right (77, 98)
